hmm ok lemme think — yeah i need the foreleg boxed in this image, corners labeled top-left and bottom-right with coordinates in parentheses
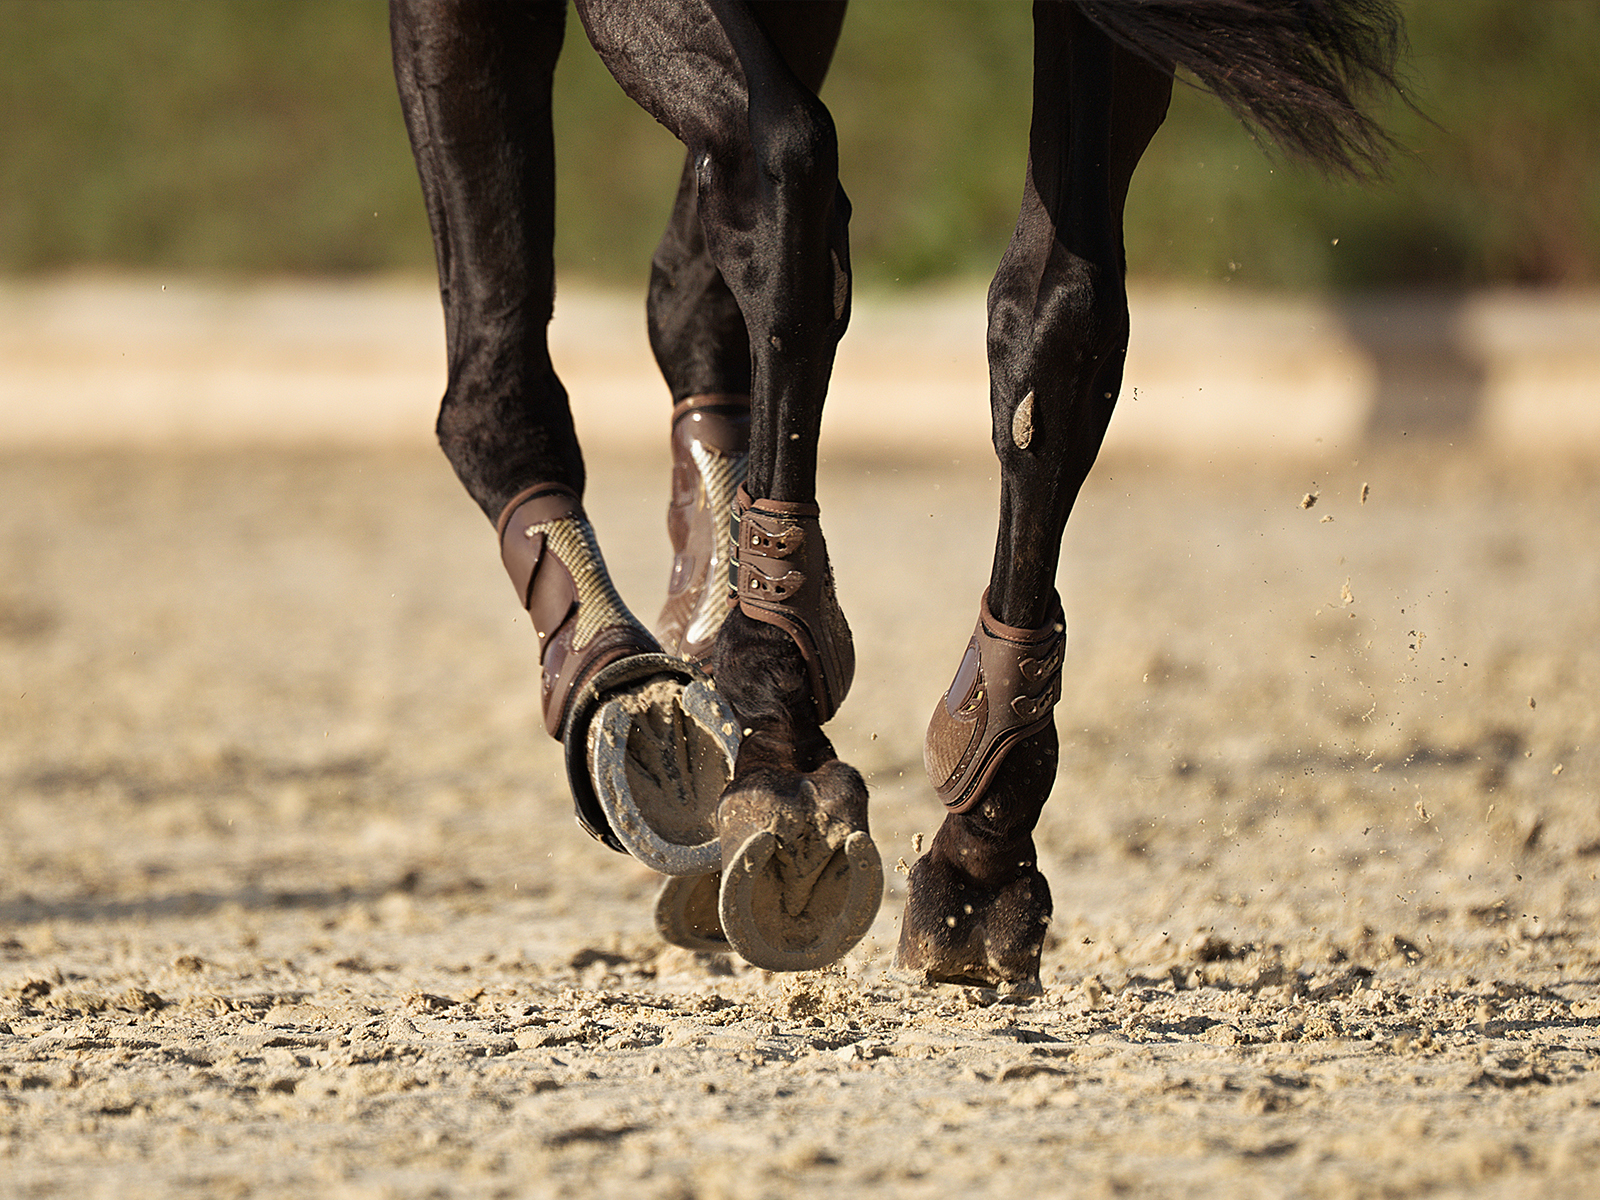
top-left (901, 3), bottom-right (1172, 991)
top-left (579, 0), bottom-right (877, 969)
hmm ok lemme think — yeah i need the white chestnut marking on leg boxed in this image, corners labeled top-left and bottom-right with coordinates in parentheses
top-left (1012, 390), bottom-right (1035, 450)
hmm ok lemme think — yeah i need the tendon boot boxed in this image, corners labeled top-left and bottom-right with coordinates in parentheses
top-left (924, 589), bottom-right (1064, 813)
top-left (729, 485), bottom-right (855, 723)
top-left (497, 482), bottom-right (736, 862)
top-left (901, 590), bottom-right (1065, 990)
top-left (656, 393), bottom-right (749, 663)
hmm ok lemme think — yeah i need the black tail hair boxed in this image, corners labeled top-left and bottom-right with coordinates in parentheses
top-left (1073, 0), bottom-right (1406, 177)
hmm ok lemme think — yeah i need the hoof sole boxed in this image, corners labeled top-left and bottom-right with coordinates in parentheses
top-left (589, 677), bottom-right (739, 876)
top-left (718, 826), bottom-right (882, 972)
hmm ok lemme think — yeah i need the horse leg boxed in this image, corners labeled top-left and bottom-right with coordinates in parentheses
top-left (639, 5), bottom-right (851, 952)
top-left (390, 0), bottom-right (577, 517)
top-left (646, 3), bottom-right (845, 664)
top-left (899, 4), bottom-right (1173, 992)
top-left (647, 164), bottom-right (752, 669)
top-left (578, 0), bottom-right (879, 971)
top-left (390, 0), bottom-right (736, 873)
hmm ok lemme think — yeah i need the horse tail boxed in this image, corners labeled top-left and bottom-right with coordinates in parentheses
top-left (1072, 0), bottom-right (1406, 177)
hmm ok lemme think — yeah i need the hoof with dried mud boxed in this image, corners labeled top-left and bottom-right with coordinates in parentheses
top-left (715, 761), bottom-right (882, 971)
top-left (564, 655), bottom-right (739, 872)
top-left (654, 873), bottom-right (729, 952)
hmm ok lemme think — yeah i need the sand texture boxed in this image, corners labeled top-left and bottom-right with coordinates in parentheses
top-left (3, 444), bottom-right (1598, 1198)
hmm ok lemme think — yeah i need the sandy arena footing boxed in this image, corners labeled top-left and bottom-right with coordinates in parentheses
top-left (2, 280), bottom-right (1598, 1198)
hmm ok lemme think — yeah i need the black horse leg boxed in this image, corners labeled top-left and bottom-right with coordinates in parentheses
top-left (391, 0), bottom-right (580, 515)
top-left (901, 4), bottom-right (1173, 991)
top-left (645, 1), bottom-right (845, 407)
top-left (393, 0), bottom-right (718, 869)
top-left (646, 3), bottom-right (846, 663)
top-left (643, 6), bottom-right (848, 953)
top-left (579, 0), bottom-right (878, 970)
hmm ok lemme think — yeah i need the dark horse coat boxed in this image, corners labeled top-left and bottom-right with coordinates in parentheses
top-left (390, 0), bottom-right (1404, 984)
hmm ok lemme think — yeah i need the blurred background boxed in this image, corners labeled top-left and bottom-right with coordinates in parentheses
top-left (1, 0), bottom-right (1597, 453)
top-left (3, 0), bottom-right (1596, 289)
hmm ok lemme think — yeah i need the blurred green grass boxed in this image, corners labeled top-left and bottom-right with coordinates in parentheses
top-left (2, 0), bottom-right (1595, 289)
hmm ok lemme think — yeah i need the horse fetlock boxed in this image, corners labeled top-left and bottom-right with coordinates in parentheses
top-left (656, 393), bottom-right (749, 663)
top-left (497, 483), bottom-right (658, 740)
top-left (710, 610), bottom-right (827, 768)
top-left (730, 487), bottom-right (855, 724)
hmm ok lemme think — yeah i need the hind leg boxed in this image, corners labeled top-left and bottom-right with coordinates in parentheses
top-left (900, 6), bottom-right (1172, 991)
top-left (646, 155), bottom-right (752, 665)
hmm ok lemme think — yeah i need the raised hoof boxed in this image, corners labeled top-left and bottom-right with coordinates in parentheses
top-left (895, 852), bottom-right (1051, 994)
top-left (653, 873), bottom-right (729, 952)
top-left (716, 761), bottom-right (882, 972)
top-left (587, 675), bottom-right (739, 876)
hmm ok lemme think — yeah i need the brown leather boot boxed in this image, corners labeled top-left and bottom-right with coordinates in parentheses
top-left (497, 483), bottom-right (660, 741)
top-left (924, 589), bottom-right (1064, 813)
top-left (731, 485), bottom-right (855, 724)
top-left (656, 393), bottom-right (749, 663)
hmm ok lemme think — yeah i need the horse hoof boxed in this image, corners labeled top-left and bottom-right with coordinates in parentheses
top-left (715, 763), bottom-right (882, 971)
top-left (895, 850), bottom-right (1051, 993)
top-left (587, 676), bottom-right (739, 876)
top-left (653, 873), bottom-right (728, 952)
